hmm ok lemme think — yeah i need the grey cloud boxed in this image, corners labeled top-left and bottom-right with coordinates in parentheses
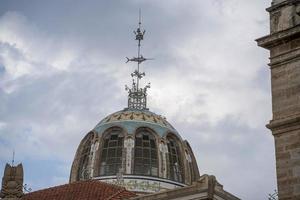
top-left (0, 1), bottom-right (275, 199)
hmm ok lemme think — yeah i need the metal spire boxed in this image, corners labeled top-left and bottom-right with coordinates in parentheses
top-left (125, 9), bottom-right (152, 110)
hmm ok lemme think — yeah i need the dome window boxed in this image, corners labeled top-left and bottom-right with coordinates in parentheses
top-left (78, 133), bottom-right (94, 180)
top-left (134, 128), bottom-right (158, 176)
top-left (167, 136), bottom-right (183, 183)
top-left (99, 128), bottom-right (124, 176)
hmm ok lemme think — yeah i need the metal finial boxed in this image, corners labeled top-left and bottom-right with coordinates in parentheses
top-left (125, 10), bottom-right (153, 110)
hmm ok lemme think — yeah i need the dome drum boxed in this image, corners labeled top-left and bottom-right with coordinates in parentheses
top-left (93, 175), bottom-right (187, 193)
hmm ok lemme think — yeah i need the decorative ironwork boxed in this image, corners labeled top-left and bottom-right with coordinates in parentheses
top-left (268, 190), bottom-right (278, 200)
top-left (125, 9), bottom-right (152, 110)
top-left (23, 184), bottom-right (32, 193)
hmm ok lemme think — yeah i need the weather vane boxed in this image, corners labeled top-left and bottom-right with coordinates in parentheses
top-left (125, 9), bottom-right (152, 110)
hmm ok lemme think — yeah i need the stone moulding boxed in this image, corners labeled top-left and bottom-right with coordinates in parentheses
top-left (129, 175), bottom-right (240, 200)
top-left (267, 113), bottom-right (300, 134)
top-left (269, 47), bottom-right (300, 67)
top-left (268, 0), bottom-right (300, 12)
top-left (256, 25), bottom-right (300, 50)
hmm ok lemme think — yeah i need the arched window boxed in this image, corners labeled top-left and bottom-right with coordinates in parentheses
top-left (185, 149), bottom-right (193, 183)
top-left (134, 128), bottom-right (158, 176)
top-left (185, 141), bottom-right (200, 182)
top-left (99, 128), bottom-right (124, 176)
top-left (167, 135), bottom-right (183, 183)
top-left (78, 133), bottom-right (94, 180)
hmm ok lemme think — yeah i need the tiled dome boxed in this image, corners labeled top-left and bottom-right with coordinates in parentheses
top-left (70, 109), bottom-right (200, 194)
top-left (93, 109), bottom-right (180, 138)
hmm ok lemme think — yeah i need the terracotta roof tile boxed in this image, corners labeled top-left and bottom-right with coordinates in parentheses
top-left (21, 180), bottom-right (136, 200)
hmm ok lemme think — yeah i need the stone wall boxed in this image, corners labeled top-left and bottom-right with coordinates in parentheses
top-left (274, 128), bottom-right (300, 198)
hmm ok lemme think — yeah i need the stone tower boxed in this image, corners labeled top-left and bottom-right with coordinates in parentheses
top-left (256, 0), bottom-right (300, 199)
top-left (0, 163), bottom-right (24, 200)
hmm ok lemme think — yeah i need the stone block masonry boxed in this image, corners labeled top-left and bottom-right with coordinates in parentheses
top-left (257, 0), bottom-right (300, 199)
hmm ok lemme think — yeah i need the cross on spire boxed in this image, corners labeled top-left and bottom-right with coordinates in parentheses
top-left (125, 10), bottom-right (152, 110)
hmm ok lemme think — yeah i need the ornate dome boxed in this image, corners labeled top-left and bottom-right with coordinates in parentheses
top-left (70, 108), bottom-right (200, 193)
top-left (70, 14), bottom-right (200, 194)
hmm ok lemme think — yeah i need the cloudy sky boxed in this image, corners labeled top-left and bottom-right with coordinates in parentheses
top-left (0, 0), bottom-right (275, 199)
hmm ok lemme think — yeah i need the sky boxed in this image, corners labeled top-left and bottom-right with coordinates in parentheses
top-left (0, 0), bottom-right (276, 199)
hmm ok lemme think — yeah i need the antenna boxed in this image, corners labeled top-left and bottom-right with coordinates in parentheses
top-left (125, 9), bottom-right (152, 110)
top-left (139, 8), bottom-right (141, 28)
top-left (12, 150), bottom-right (15, 167)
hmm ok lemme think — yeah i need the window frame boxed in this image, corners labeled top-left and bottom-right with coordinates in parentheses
top-left (166, 134), bottom-right (184, 183)
top-left (78, 132), bottom-right (94, 180)
top-left (133, 127), bottom-right (159, 177)
top-left (99, 127), bottom-right (124, 176)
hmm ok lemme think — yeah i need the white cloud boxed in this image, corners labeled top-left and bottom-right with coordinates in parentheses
top-left (146, 0), bottom-right (270, 130)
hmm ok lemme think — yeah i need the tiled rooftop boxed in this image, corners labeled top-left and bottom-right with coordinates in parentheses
top-left (21, 180), bottom-right (136, 200)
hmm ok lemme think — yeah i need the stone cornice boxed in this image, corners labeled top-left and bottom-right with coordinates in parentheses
top-left (268, 0), bottom-right (300, 12)
top-left (267, 114), bottom-right (300, 134)
top-left (256, 25), bottom-right (300, 50)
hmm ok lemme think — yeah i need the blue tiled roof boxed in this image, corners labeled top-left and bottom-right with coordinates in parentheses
top-left (93, 109), bottom-right (182, 139)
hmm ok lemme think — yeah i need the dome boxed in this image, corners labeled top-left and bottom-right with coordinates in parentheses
top-left (94, 109), bottom-right (180, 139)
top-left (70, 108), bottom-right (200, 193)
top-left (70, 15), bottom-right (200, 194)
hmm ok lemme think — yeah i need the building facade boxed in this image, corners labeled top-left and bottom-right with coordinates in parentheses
top-left (257, 0), bottom-right (300, 199)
